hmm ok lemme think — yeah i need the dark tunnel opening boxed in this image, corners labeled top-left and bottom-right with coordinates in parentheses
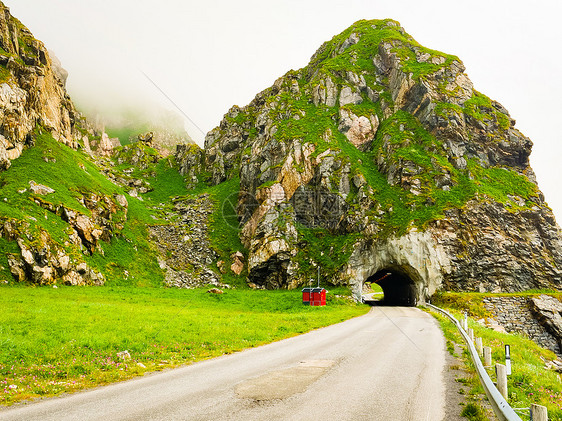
top-left (365, 269), bottom-right (418, 307)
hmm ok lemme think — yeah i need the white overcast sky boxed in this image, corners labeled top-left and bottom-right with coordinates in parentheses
top-left (5, 0), bottom-right (562, 224)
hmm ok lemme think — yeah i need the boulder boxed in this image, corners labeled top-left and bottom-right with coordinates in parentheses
top-left (531, 295), bottom-right (562, 348)
top-left (29, 180), bottom-right (54, 195)
top-left (339, 86), bottom-right (363, 106)
top-left (230, 251), bottom-right (245, 275)
top-left (338, 109), bottom-right (379, 149)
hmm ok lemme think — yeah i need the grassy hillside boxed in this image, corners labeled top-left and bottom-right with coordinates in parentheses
top-left (0, 130), bottom-right (165, 287)
top-left (0, 286), bottom-right (367, 405)
top-left (0, 128), bottom-right (251, 288)
top-left (0, 127), bottom-right (368, 407)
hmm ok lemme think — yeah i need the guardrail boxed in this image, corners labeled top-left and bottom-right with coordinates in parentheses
top-left (427, 304), bottom-right (522, 421)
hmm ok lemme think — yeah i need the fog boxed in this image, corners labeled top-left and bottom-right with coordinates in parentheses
top-left (5, 0), bottom-right (562, 223)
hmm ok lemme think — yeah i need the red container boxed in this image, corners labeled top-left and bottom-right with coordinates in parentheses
top-left (302, 288), bottom-right (312, 305)
top-left (302, 288), bottom-right (326, 306)
top-left (311, 288), bottom-right (326, 306)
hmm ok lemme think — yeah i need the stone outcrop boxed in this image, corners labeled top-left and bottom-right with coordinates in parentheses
top-left (4, 222), bottom-right (105, 286)
top-left (48, 50), bottom-right (68, 86)
top-left (149, 194), bottom-right (227, 289)
top-left (97, 141), bottom-right (159, 197)
top-left (230, 251), bottom-right (245, 275)
top-left (89, 133), bottom-right (120, 157)
top-left (188, 19), bottom-right (562, 298)
top-left (0, 2), bottom-right (88, 169)
top-left (3, 188), bottom-right (127, 285)
top-left (483, 296), bottom-right (560, 354)
top-left (530, 295), bottom-right (562, 351)
top-left (175, 143), bottom-right (204, 189)
top-left (481, 295), bottom-right (562, 356)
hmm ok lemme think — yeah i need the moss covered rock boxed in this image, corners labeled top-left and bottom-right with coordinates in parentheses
top-left (199, 19), bottom-right (562, 298)
top-left (0, 2), bottom-right (91, 169)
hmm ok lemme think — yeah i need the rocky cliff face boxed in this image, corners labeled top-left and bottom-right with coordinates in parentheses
top-left (193, 19), bottom-right (562, 300)
top-left (0, 3), bottom-right (129, 287)
top-left (0, 4), bottom-right (229, 290)
top-left (0, 2), bottom-right (85, 170)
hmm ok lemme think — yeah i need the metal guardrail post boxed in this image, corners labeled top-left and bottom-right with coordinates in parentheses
top-left (427, 304), bottom-right (521, 421)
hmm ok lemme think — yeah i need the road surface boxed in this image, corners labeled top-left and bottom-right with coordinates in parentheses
top-left (2, 307), bottom-right (449, 420)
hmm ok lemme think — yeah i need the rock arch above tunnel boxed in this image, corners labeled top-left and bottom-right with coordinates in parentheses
top-left (344, 231), bottom-right (450, 304)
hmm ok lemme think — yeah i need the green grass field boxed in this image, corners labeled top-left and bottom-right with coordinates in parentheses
top-left (0, 286), bottom-right (368, 405)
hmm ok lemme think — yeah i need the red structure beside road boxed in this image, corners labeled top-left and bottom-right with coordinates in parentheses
top-left (302, 287), bottom-right (326, 306)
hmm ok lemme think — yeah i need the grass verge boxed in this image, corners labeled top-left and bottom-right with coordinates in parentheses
top-left (430, 310), bottom-right (491, 420)
top-left (0, 285), bottom-right (367, 405)
top-left (432, 293), bottom-right (562, 420)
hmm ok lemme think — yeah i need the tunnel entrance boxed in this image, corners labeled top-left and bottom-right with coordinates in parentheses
top-left (366, 269), bottom-right (418, 306)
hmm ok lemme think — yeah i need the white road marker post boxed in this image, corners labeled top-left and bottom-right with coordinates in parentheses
top-left (505, 345), bottom-right (511, 376)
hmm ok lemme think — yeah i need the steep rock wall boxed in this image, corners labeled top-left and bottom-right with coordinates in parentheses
top-left (0, 2), bottom-right (83, 170)
top-left (180, 19), bottom-right (562, 299)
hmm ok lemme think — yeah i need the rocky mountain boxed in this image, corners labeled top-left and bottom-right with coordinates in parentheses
top-left (0, 3), bottom-right (224, 290)
top-left (0, 2), bottom-right (236, 291)
top-left (0, 3), bottom-right (87, 170)
top-left (189, 19), bottom-right (562, 302)
top-left (0, 5), bottom-right (560, 307)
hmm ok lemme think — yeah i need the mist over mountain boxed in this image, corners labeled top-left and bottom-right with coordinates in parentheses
top-left (79, 102), bottom-right (195, 155)
top-left (0, 1), bottom-right (560, 307)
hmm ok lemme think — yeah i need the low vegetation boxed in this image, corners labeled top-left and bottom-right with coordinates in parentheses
top-left (433, 292), bottom-right (562, 420)
top-left (0, 285), bottom-right (368, 405)
top-left (431, 311), bottom-right (493, 420)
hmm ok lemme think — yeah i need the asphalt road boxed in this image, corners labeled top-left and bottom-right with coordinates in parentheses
top-left (2, 307), bottom-right (448, 421)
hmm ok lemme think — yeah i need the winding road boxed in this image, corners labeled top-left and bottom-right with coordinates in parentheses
top-left (2, 307), bottom-right (451, 420)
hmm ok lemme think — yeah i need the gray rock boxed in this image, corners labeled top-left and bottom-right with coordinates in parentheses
top-left (531, 295), bottom-right (562, 350)
top-left (339, 86), bottom-right (363, 106)
top-left (28, 180), bottom-right (54, 195)
top-left (193, 19), bottom-right (562, 300)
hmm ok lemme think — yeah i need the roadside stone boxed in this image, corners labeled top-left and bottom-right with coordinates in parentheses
top-left (29, 180), bottom-right (54, 195)
top-left (117, 350), bottom-right (131, 360)
top-left (230, 251), bottom-right (245, 275)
